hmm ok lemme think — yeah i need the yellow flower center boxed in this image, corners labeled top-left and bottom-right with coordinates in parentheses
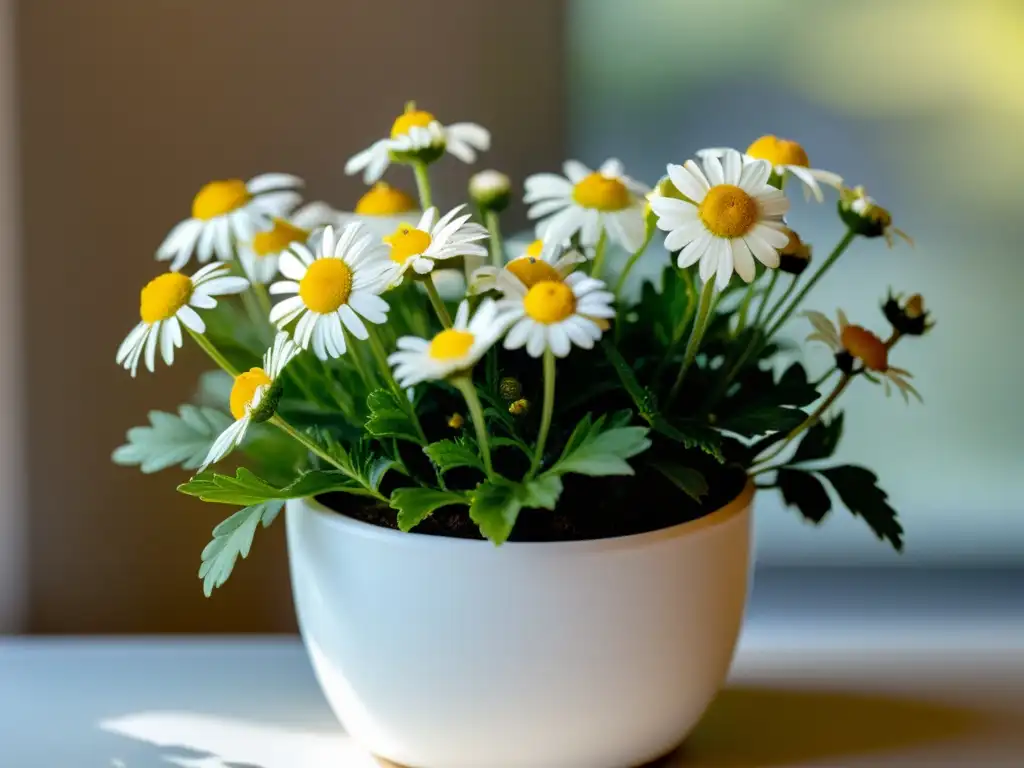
top-left (229, 367), bottom-right (272, 420)
top-left (384, 225), bottom-right (432, 264)
top-left (572, 173), bottom-right (630, 211)
top-left (841, 325), bottom-right (888, 371)
top-left (139, 272), bottom-right (193, 323)
top-left (905, 294), bottom-right (925, 319)
top-left (251, 218), bottom-right (309, 256)
top-left (746, 135), bottom-right (810, 168)
top-left (428, 329), bottom-right (475, 361)
top-left (507, 256), bottom-right (561, 288)
top-left (391, 109), bottom-right (436, 139)
top-left (355, 182), bottom-right (418, 216)
top-left (299, 258), bottom-right (353, 314)
top-left (525, 239), bottom-right (544, 257)
top-left (192, 179), bottom-right (251, 220)
top-left (524, 280), bottom-right (576, 324)
top-left (698, 185), bottom-right (759, 239)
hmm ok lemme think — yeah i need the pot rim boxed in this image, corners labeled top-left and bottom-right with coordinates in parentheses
top-left (293, 478), bottom-right (754, 554)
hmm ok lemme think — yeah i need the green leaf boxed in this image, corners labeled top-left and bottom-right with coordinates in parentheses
top-left (470, 481), bottom-right (523, 545)
top-left (365, 389), bottom-right (421, 443)
top-left (519, 475), bottom-right (563, 510)
top-left (717, 404), bottom-right (806, 437)
top-left (390, 487), bottom-right (468, 532)
top-left (552, 414), bottom-right (652, 477)
top-left (112, 406), bottom-right (234, 474)
top-left (777, 468), bottom-right (832, 524)
top-left (649, 416), bottom-right (725, 462)
top-left (791, 413), bottom-right (845, 464)
top-left (198, 500), bottom-right (283, 596)
top-left (178, 467), bottom-right (370, 505)
top-left (819, 465), bottom-right (904, 551)
top-left (649, 460), bottom-right (709, 503)
top-left (423, 439), bottom-right (485, 475)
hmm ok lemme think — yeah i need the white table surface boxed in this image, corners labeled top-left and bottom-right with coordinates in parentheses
top-left (3, 616), bottom-right (1024, 767)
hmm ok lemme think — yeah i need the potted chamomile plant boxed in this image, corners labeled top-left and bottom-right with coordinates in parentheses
top-left (114, 104), bottom-right (931, 768)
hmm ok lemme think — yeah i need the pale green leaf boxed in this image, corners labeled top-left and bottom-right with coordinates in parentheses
top-left (178, 467), bottom-right (371, 505)
top-left (470, 481), bottom-right (522, 545)
top-left (113, 406), bottom-right (233, 474)
top-left (365, 389), bottom-right (421, 443)
top-left (390, 487), bottom-right (468, 532)
top-left (423, 439), bottom-right (485, 475)
top-left (199, 500), bottom-right (283, 596)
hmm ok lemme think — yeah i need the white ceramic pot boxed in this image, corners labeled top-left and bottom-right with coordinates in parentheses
top-left (286, 481), bottom-right (754, 768)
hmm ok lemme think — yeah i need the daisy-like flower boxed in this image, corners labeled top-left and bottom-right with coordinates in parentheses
top-left (116, 263), bottom-right (249, 377)
top-left (805, 310), bottom-right (921, 402)
top-left (496, 270), bottom-right (615, 358)
top-left (839, 186), bottom-right (913, 247)
top-left (382, 205), bottom-right (489, 284)
top-left (524, 159), bottom-right (650, 251)
top-left (157, 174), bottom-right (303, 271)
top-left (237, 218), bottom-right (309, 285)
top-left (199, 332), bottom-right (300, 471)
top-left (699, 136), bottom-right (843, 203)
top-left (648, 149), bottom-right (790, 290)
top-left (344, 104), bottom-right (490, 184)
top-left (388, 299), bottom-right (506, 387)
top-left (469, 239), bottom-right (585, 295)
top-left (268, 222), bottom-right (393, 361)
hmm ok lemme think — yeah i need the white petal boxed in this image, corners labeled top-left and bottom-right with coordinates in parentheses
top-left (563, 160), bottom-right (591, 183)
top-left (196, 222), bottom-right (216, 263)
top-left (756, 189), bottom-right (790, 218)
top-left (528, 198), bottom-right (572, 220)
top-left (144, 320), bottom-right (161, 372)
top-left (739, 159), bottom-right (772, 191)
top-left (664, 220), bottom-right (705, 252)
top-left (745, 232), bottom-right (781, 269)
top-left (269, 280), bottom-right (299, 296)
top-left (703, 154), bottom-right (725, 187)
top-left (159, 321), bottom-right (176, 366)
top-left (524, 173), bottom-right (573, 202)
top-left (678, 234), bottom-right (712, 269)
top-left (116, 322), bottom-right (149, 365)
top-left (213, 217), bottom-right (233, 261)
top-left (526, 326), bottom-right (548, 357)
top-left (731, 239), bottom-right (756, 283)
top-left (752, 223), bottom-right (789, 250)
top-left (189, 292), bottom-right (217, 310)
top-left (548, 323), bottom-right (571, 357)
top-left (339, 304), bottom-right (369, 340)
top-left (295, 310), bottom-right (317, 348)
top-left (177, 305), bottom-right (205, 333)
top-left (247, 173), bottom-right (303, 194)
top-left (722, 150), bottom-right (742, 185)
top-left (504, 317), bottom-right (534, 350)
top-left (278, 250), bottom-right (309, 280)
top-left (269, 295), bottom-right (305, 326)
top-left (446, 122), bottom-right (490, 150)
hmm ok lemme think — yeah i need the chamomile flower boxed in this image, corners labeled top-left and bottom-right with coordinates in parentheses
top-left (268, 222), bottom-right (393, 361)
top-left (699, 136), bottom-right (843, 203)
top-left (157, 174), bottom-right (303, 271)
top-left (344, 104), bottom-right (490, 184)
top-left (237, 218), bottom-right (310, 285)
top-left (805, 310), bottom-right (921, 402)
top-left (496, 270), bottom-right (615, 358)
top-left (524, 159), bottom-right (650, 251)
top-left (199, 332), bottom-right (300, 471)
top-left (839, 186), bottom-right (913, 247)
top-left (649, 149), bottom-right (789, 290)
top-left (388, 299), bottom-right (506, 387)
top-left (382, 205), bottom-right (489, 284)
top-left (116, 264), bottom-right (249, 377)
top-left (469, 240), bottom-right (585, 295)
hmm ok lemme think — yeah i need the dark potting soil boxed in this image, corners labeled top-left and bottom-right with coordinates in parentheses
top-left (318, 466), bottom-right (748, 543)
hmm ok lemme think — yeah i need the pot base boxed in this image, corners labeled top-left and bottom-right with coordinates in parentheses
top-left (373, 745), bottom-right (683, 768)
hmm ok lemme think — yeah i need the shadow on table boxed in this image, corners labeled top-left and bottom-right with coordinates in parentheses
top-left (654, 685), bottom-right (988, 767)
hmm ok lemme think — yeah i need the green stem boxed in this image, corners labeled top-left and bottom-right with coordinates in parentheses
top-left (186, 327), bottom-right (240, 377)
top-left (751, 373), bottom-right (853, 469)
top-left (484, 210), bottom-right (504, 269)
top-left (667, 278), bottom-right (716, 407)
top-left (453, 376), bottom-right (494, 479)
top-left (251, 281), bottom-right (273, 317)
top-left (239, 288), bottom-right (264, 330)
top-left (590, 229), bottom-right (609, 281)
top-left (762, 277), bottom-right (798, 331)
top-left (613, 228), bottom-right (654, 299)
top-left (367, 326), bottom-right (428, 445)
top-left (269, 415), bottom-right (387, 501)
top-left (752, 270), bottom-right (779, 327)
top-left (528, 349), bottom-right (557, 479)
top-left (655, 267), bottom-right (698, 380)
top-left (765, 229), bottom-right (856, 340)
top-left (735, 282), bottom-right (757, 335)
top-left (411, 161), bottom-right (433, 210)
top-left (423, 276), bottom-right (452, 328)
top-left (345, 330), bottom-right (376, 390)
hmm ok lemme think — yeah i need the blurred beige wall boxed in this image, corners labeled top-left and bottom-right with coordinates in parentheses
top-left (16, 0), bottom-right (566, 633)
top-left (1, 0), bottom-right (27, 634)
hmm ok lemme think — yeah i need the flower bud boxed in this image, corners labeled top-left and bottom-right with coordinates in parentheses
top-left (778, 228), bottom-right (812, 275)
top-left (249, 381), bottom-right (283, 424)
top-left (447, 413), bottom-right (465, 429)
top-left (499, 377), bottom-right (522, 401)
top-left (883, 291), bottom-right (933, 336)
top-left (508, 398), bottom-right (530, 416)
top-left (469, 170), bottom-right (511, 212)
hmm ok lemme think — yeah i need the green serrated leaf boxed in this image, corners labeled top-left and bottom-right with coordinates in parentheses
top-left (470, 481), bottom-right (522, 545)
top-left (199, 500), bottom-right (283, 596)
top-left (519, 475), bottom-right (563, 510)
top-left (423, 439), bottom-right (485, 475)
top-left (552, 415), bottom-right (652, 477)
top-left (777, 468), bottom-right (832, 523)
top-left (717, 405), bottom-right (806, 437)
top-left (650, 460), bottom-right (709, 502)
top-left (112, 406), bottom-right (234, 474)
top-left (649, 416), bottom-right (725, 462)
top-left (819, 465), bottom-right (904, 551)
top-left (390, 487), bottom-right (468, 532)
top-left (178, 467), bottom-right (369, 505)
top-left (365, 389), bottom-right (421, 443)
top-left (791, 413), bottom-right (845, 464)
